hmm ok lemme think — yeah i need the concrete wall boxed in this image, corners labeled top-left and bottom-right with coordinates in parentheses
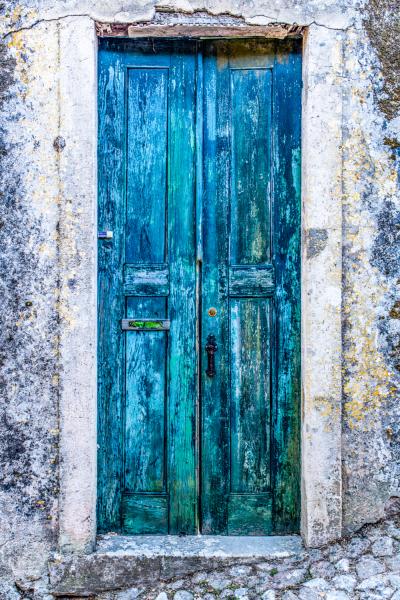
top-left (0, 0), bottom-right (399, 597)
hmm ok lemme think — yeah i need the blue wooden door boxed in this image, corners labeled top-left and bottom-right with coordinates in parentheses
top-left (97, 39), bottom-right (301, 535)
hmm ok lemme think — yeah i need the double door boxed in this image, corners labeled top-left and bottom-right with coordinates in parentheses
top-left (98, 38), bottom-right (301, 535)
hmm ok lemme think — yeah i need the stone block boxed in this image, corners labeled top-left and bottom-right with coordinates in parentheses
top-left (261, 591), bottom-right (276, 600)
top-left (356, 556), bottom-right (385, 580)
top-left (173, 592), bottom-right (193, 600)
top-left (325, 592), bottom-right (350, 600)
top-left (335, 559), bottom-right (351, 572)
top-left (356, 574), bottom-right (388, 590)
top-left (309, 560), bottom-right (336, 579)
top-left (331, 574), bottom-right (357, 591)
top-left (233, 588), bottom-right (249, 599)
top-left (371, 537), bottom-right (394, 557)
top-left (302, 577), bottom-right (329, 591)
top-left (271, 568), bottom-right (307, 589)
top-left (347, 539), bottom-right (371, 558)
top-left (281, 592), bottom-right (299, 600)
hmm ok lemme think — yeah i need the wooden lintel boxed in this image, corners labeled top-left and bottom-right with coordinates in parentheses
top-left (96, 22), bottom-right (304, 39)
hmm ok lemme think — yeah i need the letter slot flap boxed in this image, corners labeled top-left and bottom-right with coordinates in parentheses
top-left (121, 319), bottom-right (170, 331)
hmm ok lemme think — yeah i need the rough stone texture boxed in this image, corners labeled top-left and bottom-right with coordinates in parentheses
top-left (0, 13), bottom-right (60, 600)
top-left (0, 0), bottom-right (400, 596)
top-left (49, 519), bottom-right (400, 599)
top-left (341, 0), bottom-right (400, 532)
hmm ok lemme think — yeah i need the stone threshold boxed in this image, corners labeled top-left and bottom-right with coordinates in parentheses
top-left (49, 535), bottom-right (303, 596)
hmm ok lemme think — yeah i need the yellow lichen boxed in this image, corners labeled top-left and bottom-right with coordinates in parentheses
top-left (342, 117), bottom-right (397, 432)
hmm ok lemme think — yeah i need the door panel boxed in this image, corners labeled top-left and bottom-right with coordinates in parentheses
top-left (125, 68), bottom-right (168, 264)
top-left (98, 38), bottom-right (301, 536)
top-left (201, 41), bottom-right (275, 534)
top-left (124, 297), bottom-right (167, 494)
top-left (123, 296), bottom-right (168, 534)
top-left (230, 68), bottom-right (272, 265)
top-left (230, 299), bottom-right (271, 494)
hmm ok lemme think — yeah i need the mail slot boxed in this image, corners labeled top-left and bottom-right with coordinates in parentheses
top-left (121, 319), bottom-right (170, 331)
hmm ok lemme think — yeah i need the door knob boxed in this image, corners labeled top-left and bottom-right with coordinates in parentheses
top-left (205, 334), bottom-right (218, 378)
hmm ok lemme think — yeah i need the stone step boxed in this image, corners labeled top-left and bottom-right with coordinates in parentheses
top-left (49, 535), bottom-right (303, 596)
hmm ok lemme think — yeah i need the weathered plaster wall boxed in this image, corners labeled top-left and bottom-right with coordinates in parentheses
top-left (0, 0), bottom-right (399, 596)
top-left (341, 0), bottom-right (400, 532)
top-left (0, 16), bottom-right (60, 599)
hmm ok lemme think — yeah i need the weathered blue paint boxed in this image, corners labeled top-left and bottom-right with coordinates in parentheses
top-left (271, 40), bottom-right (302, 534)
top-left (98, 38), bottom-right (301, 535)
top-left (97, 39), bottom-right (197, 535)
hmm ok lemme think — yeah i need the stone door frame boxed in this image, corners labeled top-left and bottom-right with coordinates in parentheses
top-left (57, 14), bottom-right (343, 552)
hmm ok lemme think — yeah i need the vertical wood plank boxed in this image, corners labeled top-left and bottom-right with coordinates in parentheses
top-left (167, 43), bottom-right (198, 534)
top-left (201, 41), bottom-right (231, 534)
top-left (272, 39), bottom-right (302, 533)
top-left (227, 43), bottom-right (274, 534)
top-left (195, 47), bottom-right (204, 530)
top-left (97, 42), bottom-right (126, 532)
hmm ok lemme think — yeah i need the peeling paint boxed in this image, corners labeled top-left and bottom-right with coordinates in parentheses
top-left (0, 0), bottom-right (400, 594)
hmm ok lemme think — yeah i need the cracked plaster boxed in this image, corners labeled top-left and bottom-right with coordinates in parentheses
top-left (0, 0), bottom-right (400, 596)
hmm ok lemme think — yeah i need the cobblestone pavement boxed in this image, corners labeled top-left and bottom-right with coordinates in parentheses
top-left (96, 518), bottom-right (400, 600)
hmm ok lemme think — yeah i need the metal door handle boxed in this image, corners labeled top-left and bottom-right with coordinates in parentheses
top-left (98, 230), bottom-right (113, 239)
top-left (205, 334), bottom-right (217, 377)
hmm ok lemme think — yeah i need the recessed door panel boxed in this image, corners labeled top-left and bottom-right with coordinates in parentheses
top-left (230, 299), bottom-right (271, 494)
top-left (125, 296), bottom-right (167, 494)
top-left (230, 68), bottom-right (272, 265)
top-left (125, 68), bottom-right (168, 264)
